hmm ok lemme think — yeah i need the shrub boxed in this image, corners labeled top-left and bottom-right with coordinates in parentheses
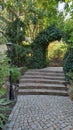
top-left (66, 71), bottom-right (73, 82)
top-left (0, 55), bottom-right (9, 88)
top-left (67, 71), bottom-right (73, 100)
top-left (0, 87), bottom-right (6, 97)
top-left (11, 67), bottom-right (21, 83)
top-left (68, 86), bottom-right (73, 100)
top-left (31, 25), bottom-right (63, 68)
top-left (48, 41), bottom-right (67, 62)
top-left (6, 18), bottom-right (25, 44)
top-left (12, 44), bottom-right (32, 67)
top-left (63, 50), bottom-right (73, 75)
top-left (0, 98), bottom-right (10, 129)
top-left (63, 30), bottom-right (73, 76)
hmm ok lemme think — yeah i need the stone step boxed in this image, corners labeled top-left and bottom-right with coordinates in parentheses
top-left (19, 83), bottom-right (67, 90)
top-left (18, 89), bottom-right (68, 96)
top-left (25, 71), bottom-right (64, 76)
top-left (26, 69), bottom-right (64, 73)
top-left (19, 79), bottom-right (67, 85)
top-left (18, 67), bottom-right (67, 96)
top-left (39, 67), bottom-right (64, 72)
top-left (21, 75), bottom-right (65, 80)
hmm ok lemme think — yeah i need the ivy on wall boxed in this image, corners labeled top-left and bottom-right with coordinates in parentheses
top-left (31, 25), bottom-right (62, 68)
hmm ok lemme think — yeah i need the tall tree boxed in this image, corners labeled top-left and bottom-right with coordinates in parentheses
top-left (0, 0), bottom-right (60, 41)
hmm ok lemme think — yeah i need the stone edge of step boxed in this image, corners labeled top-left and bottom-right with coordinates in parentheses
top-left (18, 89), bottom-right (68, 96)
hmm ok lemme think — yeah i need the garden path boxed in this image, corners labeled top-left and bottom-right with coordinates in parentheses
top-left (5, 67), bottom-right (73, 130)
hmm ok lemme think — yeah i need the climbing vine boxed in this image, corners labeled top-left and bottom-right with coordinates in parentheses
top-left (31, 25), bottom-right (63, 68)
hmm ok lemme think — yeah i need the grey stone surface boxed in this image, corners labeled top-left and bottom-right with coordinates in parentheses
top-left (5, 95), bottom-right (73, 130)
top-left (18, 67), bottom-right (68, 96)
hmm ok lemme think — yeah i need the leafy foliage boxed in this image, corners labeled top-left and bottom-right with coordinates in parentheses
top-left (0, 0), bottom-right (60, 40)
top-left (0, 87), bottom-right (6, 97)
top-left (67, 71), bottom-right (73, 82)
top-left (0, 0), bottom-right (65, 68)
top-left (11, 67), bottom-right (21, 83)
top-left (48, 41), bottom-right (67, 66)
top-left (6, 18), bottom-right (25, 44)
top-left (0, 35), bottom-right (7, 44)
top-left (0, 98), bottom-right (10, 129)
top-left (32, 26), bottom-right (62, 47)
top-left (0, 52), bottom-right (21, 86)
top-left (0, 0), bottom-right (73, 70)
top-left (63, 20), bottom-right (73, 76)
top-left (0, 55), bottom-right (9, 88)
top-left (64, 49), bottom-right (73, 76)
top-left (31, 25), bottom-right (62, 68)
top-left (48, 41), bottom-right (67, 60)
top-left (66, 71), bottom-right (73, 100)
top-left (12, 44), bottom-right (32, 67)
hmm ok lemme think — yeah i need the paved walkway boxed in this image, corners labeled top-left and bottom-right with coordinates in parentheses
top-left (5, 95), bottom-right (73, 130)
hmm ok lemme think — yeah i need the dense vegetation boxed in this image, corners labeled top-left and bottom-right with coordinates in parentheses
top-left (30, 25), bottom-right (62, 68)
top-left (48, 41), bottom-right (67, 66)
top-left (0, 0), bottom-right (72, 69)
top-left (63, 20), bottom-right (73, 76)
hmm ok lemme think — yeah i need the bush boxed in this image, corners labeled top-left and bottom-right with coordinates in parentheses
top-left (63, 50), bottom-right (73, 75)
top-left (6, 18), bottom-right (25, 44)
top-left (0, 88), bottom-right (6, 97)
top-left (12, 44), bottom-right (32, 67)
top-left (0, 55), bottom-right (9, 88)
top-left (48, 41), bottom-right (67, 62)
top-left (63, 31), bottom-right (73, 76)
top-left (0, 54), bottom-right (21, 85)
top-left (67, 71), bottom-right (73, 100)
top-left (0, 98), bottom-right (10, 129)
top-left (68, 86), bottom-right (73, 100)
top-left (11, 67), bottom-right (21, 83)
top-left (31, 25), bottom-right (63, 68)
top-left (66, 71), bottom-right (73, 82)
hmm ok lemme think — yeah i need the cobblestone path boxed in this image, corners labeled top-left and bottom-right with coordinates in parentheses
top-left (5, 95), bottom-right (73, 130)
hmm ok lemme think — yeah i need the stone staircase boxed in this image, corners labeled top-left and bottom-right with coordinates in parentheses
top-left (18, 67), bottom-right (68, 96)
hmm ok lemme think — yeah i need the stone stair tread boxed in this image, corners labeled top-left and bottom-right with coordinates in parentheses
top-left (25, 72), bottom-right (64, 76)
top-left (19, 83), bottom-right (67, 90)
top-left (20, 78), bottom-right (66, 83)
top-left (18, 89), bottom-right (67, 93)
top-left (26, 70), bottom-right (64, 73)
top-left (21, 75), bottom-right (65, 79)
top-left (18, 67), bottom-right (67, 96)
top-left (25, 67), bottom-right (64, 72)
top-left (40, 67), bottom-right (63, 71)
top-left (18, 89), bottom-right (68, 96)
top-left (19, 83), bottom-right (65, 87)
top-left (19, 79), bottom-right (66, 85)
top-left (25, 70), bottom-right (64, 74)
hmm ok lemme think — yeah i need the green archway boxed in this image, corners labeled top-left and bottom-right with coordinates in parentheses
top-left (31, 25), bottom-right (63, 68)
